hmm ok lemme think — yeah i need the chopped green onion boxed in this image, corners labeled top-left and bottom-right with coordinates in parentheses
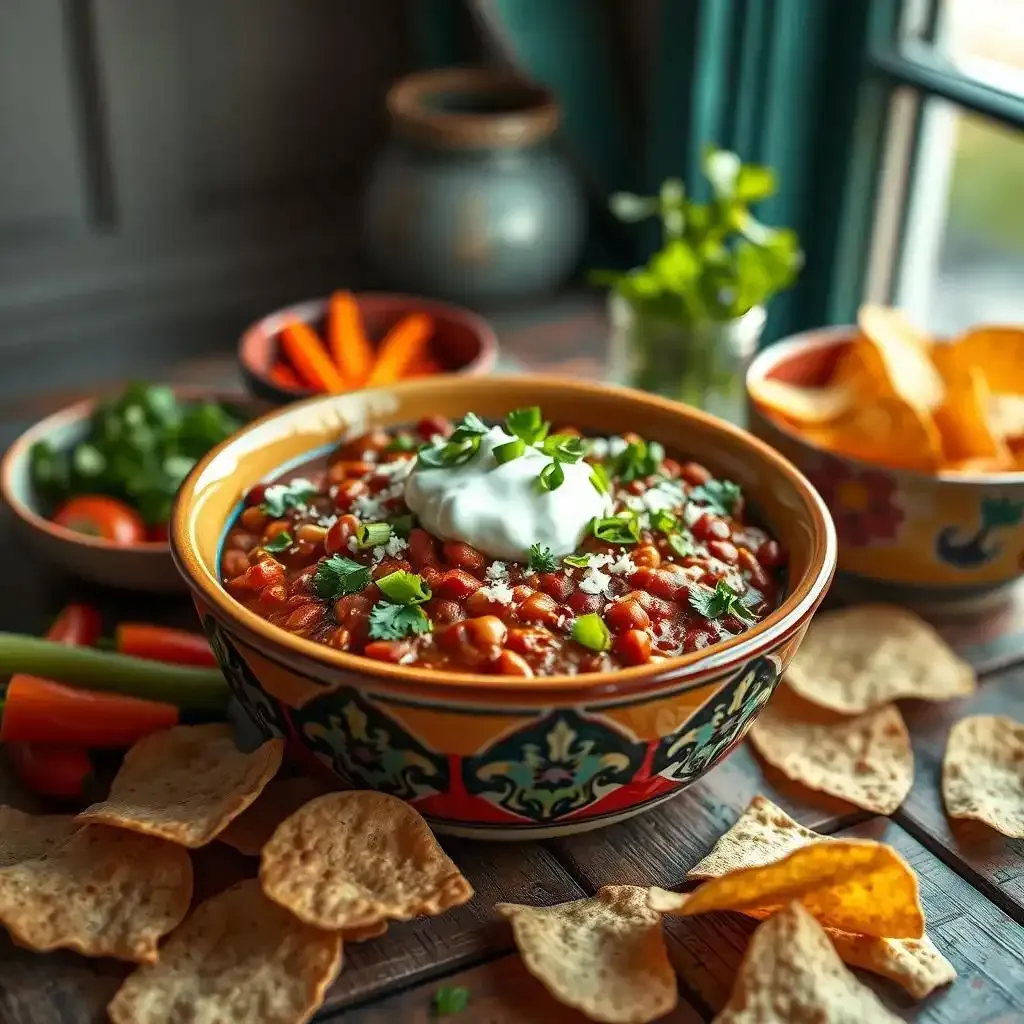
top-left (494, 438), bottom-right (526, 464)
top-left (312, 556), bottom-right (372, 600)
top-left (356, 522), bottom-right (392, 549)
top-left (590, 512), bottom-right (641, 545)
top-left (263, 531), bottom-right (293, 554)
top-left (563, 554), bottom-right (591, 568)
top-left (376, 570), bottom-right (431, 605)
top-left (613, 439), bottom-right (664, 482)
top-left (571, 613), bottom-right (611, 652)
top-left (589, 463), bottom-right (611, 495)
top-left (385, 433), bottom-right (417, 452)
top-left (668, 531), bottom-right (695, 558)
top-left (528, 544), bottom-right (560, 572)
top-left (650, 509), bottom-right (679, 535)
top-left (541, 434), bottom-right (585, 464)
top-left (538, 461), bottom-right (565, 491)
top-left (389, 513), bottom-right (415, 537)
top-left (505, 407), bottom-right (550, 445)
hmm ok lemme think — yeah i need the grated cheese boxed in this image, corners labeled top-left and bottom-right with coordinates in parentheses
top-left (579, 569), bottom-right (612, 597)
top-left (478, 581), bottom-right (515, 606)
top-left (485, 561), bottom-right (509, 581)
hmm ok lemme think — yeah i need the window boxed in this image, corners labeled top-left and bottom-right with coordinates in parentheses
top-left (863, 0), bottom-right (1024, 334)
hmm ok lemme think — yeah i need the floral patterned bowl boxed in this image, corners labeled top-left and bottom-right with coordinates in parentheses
top-left (170, 376), bottom-right (835, 839)
top-left (748, 326), bottom-right (1024, 610)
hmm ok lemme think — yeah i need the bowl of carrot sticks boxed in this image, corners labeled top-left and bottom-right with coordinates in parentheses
top-left (238, 291), bottom-right (499, 405)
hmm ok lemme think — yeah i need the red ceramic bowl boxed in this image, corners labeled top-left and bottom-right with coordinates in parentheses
top-left (239, 292), bottom-right (499, 406)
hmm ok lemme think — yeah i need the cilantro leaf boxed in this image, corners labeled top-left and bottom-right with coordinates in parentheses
top-left (432, 985), bottom-right (470, 1017)
top-left (263, 531), bottom-right (293, 554)
top-left (528, 544), bottom-right (560, 572)
top-left (590, 512), bottom-right (641, 545)
top-left (262, 479), bottom-right (318, 517)
top-left (689, 479), bottom-right (742, 517)
top-left (688, 579), bottom-right (754, 621)
top-left (311, 555), bottom-right (372, 601)
top-left (368, 602), bottom-right (432, 640)
top-left (612, 439), bottom-right (664, 482)
top-left (668, 531), bottom-right (696, 558)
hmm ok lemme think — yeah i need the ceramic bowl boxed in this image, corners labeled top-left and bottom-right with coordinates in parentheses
top-left (170, 376), bottom-right (836, 839)
top-left (239, 292), bottom-right (499, 406)
top-left (747, 326), bottom-right (1024, 610)
top-left (0, 390), bottom-right (253, 593)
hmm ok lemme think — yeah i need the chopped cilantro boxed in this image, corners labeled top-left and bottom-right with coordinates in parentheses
top-left (688, 579), bottom-right (754, 621)
top-left (263, 531), bottom-right (293, 554)
top-left (689, 479), bottom-right (742, 517)
top-left (528, 544), bottom-right (560, 572)
top-left (668, 531), bottom-right (696, 558)
top-left (311, 555), bottom-right (372, 601)
top-left (376, 570), bottom-right (431, 604)
top-left (389, 513), bottom-right (415, 537)
top-left (432, 984), bottom-right (470, 1017)
top-left (563, 554), bottom-right (591, 568)
top-left (590, 512), bottom-right (641, 545)
top-left (262, 480), bottom-right (318, 517)
top-left (368, 602), bottom-right (432, 640)
top-left (650, 509), bottom-right (679, 535)
top-left (612, 439), bottom-right (664, 482)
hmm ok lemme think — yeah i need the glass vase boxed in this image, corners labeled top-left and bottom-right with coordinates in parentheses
top-left (607, 292), bottom-right (765, 426)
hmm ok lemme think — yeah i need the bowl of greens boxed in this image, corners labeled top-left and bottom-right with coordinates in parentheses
top-left (1, 384), bottom-right (251, 591)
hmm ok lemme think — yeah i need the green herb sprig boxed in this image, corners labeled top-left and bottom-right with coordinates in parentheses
top-left (528, 544), bottom-right (560, 573)
top-left (689, 579), bottom-right (754, 622)
top-left (311, 556), bottom-right (372, 601)
top-left (689, 479), bottom-right (742, 517)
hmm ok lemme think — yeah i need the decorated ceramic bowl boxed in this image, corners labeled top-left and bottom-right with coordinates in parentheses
top-left (748, 326), bottom-right (1024, 610)
top-left (170, 376), bottom-right (835, 839)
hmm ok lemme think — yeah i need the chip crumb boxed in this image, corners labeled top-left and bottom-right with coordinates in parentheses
top-left (943, 714), bottom-right (1024, 838)
top-left (0, 807), bottom-right (78, 868)
top-left (497, 885), bottom-right (677, 1024)
top-left (260, 791), bottom-right (473, 931)
top-left (713, 902), bottom-right (903, 1023)
top-left (784, 605), bottom-right (975, 713)
top-left (107, 879), bottom-right (341, 1024)
top-left (76, 724), bottom-right (285, 848)
top-left (748, 695), bottom-right (914, 814)
top-left (0, 824), bottom-right (191, 963)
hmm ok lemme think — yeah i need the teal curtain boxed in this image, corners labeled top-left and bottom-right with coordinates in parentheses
top-left (412, 0), bottom-right (883, 343)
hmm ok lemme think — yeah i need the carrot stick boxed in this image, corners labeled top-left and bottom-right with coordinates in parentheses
top-left (268, 362), bottom-right (303, 390)
top-left (329, 291), bottom-right (374, 387)
top-left (0, 676), bottom-right (179, 747)
top-left (279, 322), bottom-right (347, 393)
top-left (116, 624), bottom-right (218, 668)
top-left (366, 313), bottom-right (434, 386)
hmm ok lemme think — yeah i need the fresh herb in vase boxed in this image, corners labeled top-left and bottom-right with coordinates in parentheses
top-left (591, 146), bottom-right (803, 419)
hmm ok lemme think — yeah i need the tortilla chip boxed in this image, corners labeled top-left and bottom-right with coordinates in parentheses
top-left (987, 392), bottom-right (1024, 442)
top-left (687, 797), bottom-right (955, 998)
top-left (650, 838), bottom-right (924, 939)
top-left (77, 724), bottom-right (284, 848)
top-left (218, 777), bottom-right (330, 857)
top-left (943, 715), bottom-right (1024, 838)
top-left (931, 353), bottom-right (1009, 463)
top-left (107, 879), bottom-right (341, 1024)
top-left (0, 807), bottom-right (78, 868)
top-left (748, 698), bottom-right (914, 814)
top-left (857, 303), bottom-right (944, 411)
top-left (951, 325), bottom-right (1024, 396)
top-left (785, 605), bottom-right (976, 713)
top-left (0, 824), bottom-right (191, 963)
top-left (749, 378), bottom-right (855, 425)
top-left (714, 902), bottom-right (902, 1023)
top-left (342, 921), bottom-right (388, 943)
top-left (496, 886), bottom-right (677, 1024)
top-left (260, 791), bottom-right (473, 931)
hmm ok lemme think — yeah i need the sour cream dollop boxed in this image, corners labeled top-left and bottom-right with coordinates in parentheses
top-left (404, 426), bottom-right (611, 561)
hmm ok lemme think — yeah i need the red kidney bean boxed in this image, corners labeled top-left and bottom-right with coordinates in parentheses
top-left (629, 589), bottom-right (676, 620)
top-left (372, 557), bottom-right (412, 581)
top-left (421, 565), bottom-right (443, 589)
top-left (243, 483), bottom-right (268, 507)
top-left (407, 528), bottom-right (439, 570)
top-left (614, 628), bottom-right (653, 665)
top-left (334, 594), bottom-right (373, 629)
top-left (517, 591), bottom-right (559, 625)
top-left (708, 539), bottom-right (739, 565)
top-left (436, 569), bottom-right (483, 600)
top-left (604, 598), bottom-right (651, 633)
top-left (442, 541), bottom-right (486, 574)
top-left (225, 529), bottom-right (258, 552)
top-left (240, 506), bottom-right (269, 532)
top-left (679, 461), bottom-right (712, 486)
top-left (757, 539), bottom-right (785, 569)
top-left (324, 514), bottom-right (360, 555)
top-left (326, 626), bottom-right (352, 650)
top-left (680, 623), bottom-right (719, 651)
top-left (737, 547), bottom-right (771, 591)
top-left (256, 583), bottom-right (289, 610)
top-left (416, 414), bottom-right (452, 439)
top-left (692, 512), bottom-right (731, 542)
top-left (537, 572), bottom-right (574, 602)
top-left (568, 590), bottom-right (603, 615)
top-left (327, 460), bottom-right (374, 484)
top-left (222, 549), bottom-right (250, 579)
top-left (282, 603), bottom-right (325, 635)
top-left (364, 640), bottom-right (412, 663)
top-left (507, 626), bottom-right (557, 656)
top-left (493, 650), bottom-right (534, 676)
top-left (429, 598), bottom-right (466, 625)
top-left (632, 544), bottom-right (662, 569)
top-left (463, 615), bottom-right (508, 650)
top-left (333, 479), bottom-right (369, 511)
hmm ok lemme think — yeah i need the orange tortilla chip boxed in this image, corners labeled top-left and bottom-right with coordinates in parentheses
top-left (943, 715), bottom-right (1024, 838)
top-left (260, 791), bottom-right (473, 931)
top-left (77, 724), bottom-right (284, 848)
top-left (714, 903), bottom-right (903, 1023)
top-left (107, 879), bottom-right (342, 1024)
top-left (857, 303), bottom-right (944, 412)
top-left (0, 824), bottom-right (192, 962)
top-left (0, 807), bottom-right (78, 868)
top-left (686, 797), bottom-right (955, 998)
top-left (785, 605), bottom-right (976, 713)
top-left (951, 325), bottom-right (1024, 395)
top-left (496, 886), bottom-right (678, 1024)
top-left (650, 838), bottom-right (924, 939)
top-left (749, 378), bottom-right (855, 425)
top-left (930, 347), bottom-right (1008, 463)
top-left (748, 696), bottom-right (914, 814)
top-left (218, 777), bottom-right (330, 857)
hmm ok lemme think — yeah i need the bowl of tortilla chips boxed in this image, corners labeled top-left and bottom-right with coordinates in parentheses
top-left (747, 305), bottom-right (1024, 608)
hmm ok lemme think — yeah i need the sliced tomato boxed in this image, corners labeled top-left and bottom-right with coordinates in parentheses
top-left (52, 495), bottom-right (147, 545)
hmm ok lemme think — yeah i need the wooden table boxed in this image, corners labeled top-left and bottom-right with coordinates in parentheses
top-left (1, 302), bottom-right (1023, 1023)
